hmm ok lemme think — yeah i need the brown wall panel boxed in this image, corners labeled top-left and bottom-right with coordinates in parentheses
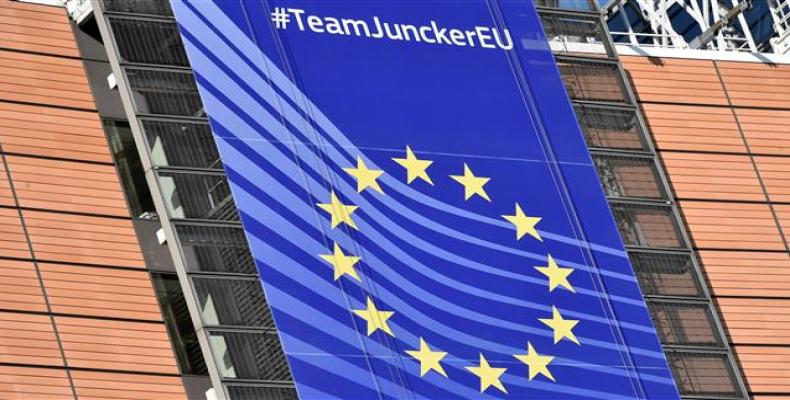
top-left (0, 259), bottom-right (46, 313)
top-left (71, 370), bottom-right (186, 400)
top-left (6, 155), bottom-right (129, 217)
top-left (699, 251), bottom-right (790, 298)
top-left (0, 101), bottom-right (112, 163)
top-left (22, 210), bottom-right (145, 268)
top-left (735, 108), bottom-right (790, 156)
top-left (0, 311), bottom-right (62, 367)
top-left (55, 317), bottom-right (179, 375)
top-left (735, 346), bottom-right (790, 394)
top-left (620, 56), bottom-right (728, 105)
top-left (640, 103), bottom-right (745, 153)
top-left (661, 152), bottom-right (763, 201)
top-left (718, 298), bottom-right (790, 345)
top-left (718, 61), bottom-right (790, 108)
top-left (0, 49), bottom-right (94, 110)
top-left (0, 365), bottom-right (72, 400)
top-left (0, 1), bottom-right (77, 58)
top-left (679, 201), bottom-right (784, 251)
top-left (0, 159), bottom-right (13, 207)
top-left (0, 206), bottom-right (31, 259)
top-left (754, 156), bottom-right (790, 203)
top-left (39, 262), bottom-right (163, 321)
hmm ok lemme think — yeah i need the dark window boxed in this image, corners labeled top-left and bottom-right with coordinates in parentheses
top-left (158, 172), bottom-right (238, 221)
top-left (227, 386), bottom-right (298, 400)
top-left (593, 154), bottom-right (666, 200)
top-left (558, 58), bottom-right (629, 103)
top-left (208, 331), bottom-right (291, 381)
top-left (667, 352), bottom-right (742, 398)
top-left (193, 277), bottom-right (273, 328)
top-left (110, 18), bottom-right (188, 66)
top-left (534, 0), bottom-right (597, 11)
top-left (611, 203), bottom-right (684, 249)
top-left (539, 12), bottom-right (611, 57)
top-left (176, 224), bottom-right (256, 274)
top-left (126, 68), bottom-right (204, 117)
top-left (103, 119), bottom-right (155, 218)
top-left (574, 105), bottom-right (647, 151)
top-left (629, 251), bottom-right (703, 297)
top-left (103, 0), bottom-right (173, 16)
top-left (648, 301), bottom-right (722, 347)
top-left (151, 273), bottom-right (208, 376)
top-left (142, 119), bottom-right (222, 169)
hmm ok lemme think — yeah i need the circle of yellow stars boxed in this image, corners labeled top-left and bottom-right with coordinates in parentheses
top-left (313, 146), bottom-right (581, 394)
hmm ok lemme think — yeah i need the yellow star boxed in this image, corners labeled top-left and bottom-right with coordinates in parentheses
top-left (450, 163), bottom-right (491, 201)
top-left (392, 146), bottom-right (434, 185)
top-left (319, 242), bottom-right (361, 281)
top-left (501, 203), bottom-right (542, 241)
top-left (352, 297), bottom-right (395, 336)
top-left (405, 337), bottom-right (447, 377)
top-left (514, 342), bottom-right (555, 381)
top-left (344, 156), bottom-right (384, 193)
top-left (465, 354), bottom-right (507, 393)
top-left (535, 254), bottom-right (575, 293)
top-left (539, 306), bottom-right (580, 345)
top-left (316, 191), bottom-right (358, 230)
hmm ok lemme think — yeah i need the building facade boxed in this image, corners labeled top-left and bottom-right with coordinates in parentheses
top-left (0, 0), bottom-right (787, 398)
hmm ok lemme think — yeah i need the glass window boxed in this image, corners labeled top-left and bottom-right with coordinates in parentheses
top-left (175, 224), bottom-right (256, 274)
top-left (666, 352), bottom-right (742, 398)
top-left (534, 0), bottom-right (597, 12)
top-left (227, 386), bottom-right (298, 400)
top-left (142, 119), bottom-right (222, 169)
top-left (158, 171), bottom-right (238, 221)
top-left (629, 251), bottom-right (703, 298)
top-left (208, 331), bottom-right (291, 381)
top-left (193, 277), bottom-right (273, 328)
top-left (648, 301), bottom-right (722, 347)
top-left (110, 18), bottom-right (188, 66)
top-left (151, 273), bottom-right (208, 376)
top-left (557, 58), bottom-right (629, 103)
top-left (611, 203), bottom-right (685, 249)
top-left (102, 119), bottom-right (155, 218)
top-left (103, 0), bottom-right (173, 16)
top-left (539, 12), bottom-right (610, 57)
top-left (592, 154), bottom-right (666, 200)
top-left (125, 68), bottom-right (204, 117)
top-left (574, 105), bottom-right (647, 151)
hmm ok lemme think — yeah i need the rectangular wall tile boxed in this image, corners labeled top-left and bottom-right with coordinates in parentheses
top-left (71, 370), bottom-right (186, 400)
top-left (0, 259), bottom-right (46, 312)
top-left (678, 201), bottom-right (784, 251)
top-left (0, 311), bottom-right (62, 366)
top-left (0, 1), bottom-right (78, 57)
top-left (661, 152), bottom-right (764, 201)
top-left (0, 49), bottom-right (94, 110)
top-left (0, 365), bottom-right (72, 400)
top-left (621, 56), bottom-right (728, 105)
top-left (718, 61), bottom-right (790, 108)
top-left (734, 346), bottom-right (790, 394)
top-left (640, 103), bottom-right (744, 153)
top-left (718, 298), bottom-right (790, 345)
top-left (699, 251), bottom-right (790, 298)
top-left (754, 156), bottom-right (790, 203)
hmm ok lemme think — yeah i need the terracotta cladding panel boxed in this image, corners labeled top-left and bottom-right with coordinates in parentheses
top-left (0, 365), bottom-right (72, 400)
top-left (735, 346), bottom-right (790, 394)
top-left (0, 311), bottom-right (62, 366)
top-left (0, 0), bottom-right (77, 58)
top-left (0, 159), bottom-right (13, 207)
top-left (620, 56), bottom-right (728, 105)
top-left (22, 210), bottom-right (145, 268)
top-left (0, 206), bottom-right (31, 259)
top-left (718, 298), bottom-right (790, 345)
top-left (774, 204), bottom-right (790, 238)
top-left (640, 103), bottom-right (745, 153)
top-left (698, 251), bottom-right (790, 298)
top-left (55, 317), bottom-right (179, 375)
top-left (0, 101), bottom-right (112, 163)
top-left (39, 262), bottom-right (163, 321)
top-left (718, 61), bottom-right (790, 108)
top-left (735, 108), bottom-right (790, 156)
top-left (754, 156), bottom-right (790, 202)
top-left (0, 49), bottom-right (94, 110)
top-left (678, 201), bottom-right (784, 250)
top-left (0, 259), bottom-right (46, 313)
top-left (661, 151), bottom-right (763, 201)
top-left (71, 370), bottom-right (186, 400)
top-left (6, 155), bottom-right (129, 217)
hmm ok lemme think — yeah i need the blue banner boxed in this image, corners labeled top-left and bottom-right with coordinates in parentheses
top-left (171, 1), bottom-right (678, 398)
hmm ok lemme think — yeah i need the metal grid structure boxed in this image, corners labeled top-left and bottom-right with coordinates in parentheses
top-left (90, 1), bottom-right (295, 398)
top-left (536, 1), bottom-right (750, 398)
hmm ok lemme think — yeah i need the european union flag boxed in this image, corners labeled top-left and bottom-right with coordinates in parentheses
top-left (172, 0), bottom-right (680, 398)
